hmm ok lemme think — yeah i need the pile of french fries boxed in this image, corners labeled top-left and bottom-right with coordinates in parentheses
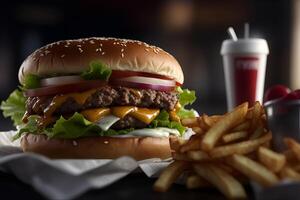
top-left (154, 102), bottom-right (300, 199)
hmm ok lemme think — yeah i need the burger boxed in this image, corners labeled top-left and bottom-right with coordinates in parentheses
top-left (1, 37), bottom-right (196, 160)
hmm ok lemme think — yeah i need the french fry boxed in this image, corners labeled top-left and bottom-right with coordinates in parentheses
top-left (232, 121), bottom-right (250, 132)
top-left (250, 101), bottom-right (261, 131)
top-left (187, 150), bottom-right (210, 161)
top-left (199, 116), bottom-right (210, 131)
top-left (201, 102), bottom-right (248, 151)
top-left (192, 126), bottom-right (204, 134)
top-left (261, 114), bottom-right (267, 124)
top-left (227, 154), bottom-right (279, 187)
top-left (291, 164), bottom-right (300, 172)
top-left (222, 131), bottom-right (248, 143)
top-left (284, 138), bottom-right (300, 161)
top-left (169, 137), bottom-right (187, 151)
top-left (153, 161), bottom-right (188, 192)
top-left (246, 107), bottom-right (254, 119)
top-left (180, 136), bottom-right (202, 153)
top-left (181, 117), bottom-right (199, 127)
top-left (209, 133), bottom-right (272, 158)
top-left (250, 125), bottom-right (264, 139)
top-left (193, 163), bottom-right (246, 199)
top-left (258, 147), bottom-right (286, 173)
top-left (209, 115), bottom-right (223, 121)
top-left (203, 114), bottom-right (219, 127)
top-left (172, 152), bottom-right (191, 161)
top-left (283, 149), bottom-right (299, 163)
top-left (262, 141), bottom-right (271, 148)
top-left (280, 166), bottom-right (300, 181)
top-left (217, 163), bottom-right (236, 175)
top-left (186, 175), bottom-right (211, 189)
top-left (153, 101), bottom-right (300, 199)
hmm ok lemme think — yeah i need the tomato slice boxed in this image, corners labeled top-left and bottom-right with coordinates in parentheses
top-left (110, 70), bottom-right (182, 86)
top-left (24, 80), bottom-right (107, 97)
top-left (110, 80), bottom-right (175, 92)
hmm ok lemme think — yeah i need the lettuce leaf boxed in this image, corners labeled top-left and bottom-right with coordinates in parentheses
top-left (177, 87), bottom-right (196, 107)
top-left (176, 87), bottom-right (197, 119)
top-left (12, 115), bottom-right (39, 140)
top-left (176, 108), bottom-right (197, 119)
top-left (15, 113), bottom-right (134, 140)
top-left (150, 110), bottom-right (186, 135)
top-left (24, 74), bottom-right (40, 89)
top-left (0, 90), bottom-right (26, 126)
top-left (81, 61), bottom-right (112, 81)
top-left (47, 112), bottom-right (103, 138)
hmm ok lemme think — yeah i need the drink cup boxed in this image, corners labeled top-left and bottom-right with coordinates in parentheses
top-left (221, 39), bottom-right (269, 110)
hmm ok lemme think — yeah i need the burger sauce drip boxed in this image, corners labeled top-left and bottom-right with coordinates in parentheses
top-left (170, 102), bottom-right (181, 122)
top-left (32, 98), bottom-right (43, 113)
top-left (22, 111), bottom-right (30, 123)
top-left (36, 116), bottom-right (57, 128)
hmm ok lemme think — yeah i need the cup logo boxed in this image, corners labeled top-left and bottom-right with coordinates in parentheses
top-left (235, 57), bottom-right (259, 70)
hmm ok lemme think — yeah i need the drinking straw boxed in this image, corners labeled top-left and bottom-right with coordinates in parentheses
top-left (244, 23), bottom-right (250, 38)
top-left (227, 27), bottom-right (238, 41)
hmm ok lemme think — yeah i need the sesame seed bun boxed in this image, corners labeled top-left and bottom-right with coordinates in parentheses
top-left (21, 133), bottom-right (172, 160)
top-left (18, 37), bottom-right (184, 84)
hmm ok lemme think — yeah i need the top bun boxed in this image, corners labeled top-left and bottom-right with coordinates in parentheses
top-left (18, 37), bottom-right (184, 85)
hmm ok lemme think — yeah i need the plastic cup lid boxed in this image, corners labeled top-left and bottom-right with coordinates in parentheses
top-left (220, 38), bottom-right (269, 55)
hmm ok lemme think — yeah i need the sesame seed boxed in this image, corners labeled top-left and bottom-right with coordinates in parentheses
top-left (64, 45), bottom-right (69, 48)
top-left (72, 140), bottom-right (78, 146)
top-left (121, 53), bottom-right (124, 58)
top-left (104, 141), bottom-right (109, 144)
top-left (121, 48), bottom-right (124, 52)
top-left (77, 44), bottom-right (82, 47)
top-left (45, 50), bottom-right (50, 55)
top-left (100, 43), bottom-right (103, 46)
top-left (40, 53), bottom-right (44, 57)
top-left (89, 40), bottom-right (95, 44)
top-left (113, 42), bottom-right (116, 45)
top-left (78, 48), bottom-right (83, 53)
top-left (102, 52), bottom-right (105, 55)
top-left (145, 48), bottom-right (149, 52)
top-left (61, 54), bottom-right (65, 58)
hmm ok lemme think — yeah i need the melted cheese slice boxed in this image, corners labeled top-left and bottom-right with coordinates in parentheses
top-left (80, 106), bottom-right (160, 125)
top-left (111, 106), bottom-right (136, 118)
top-left (81, 108), bottom-right (110, 122)
top-left (130, 108), bottom-right (160, 124)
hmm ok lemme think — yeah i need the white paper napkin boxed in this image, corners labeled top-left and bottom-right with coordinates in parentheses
top-left (0, 131), bottom-right (171, 200)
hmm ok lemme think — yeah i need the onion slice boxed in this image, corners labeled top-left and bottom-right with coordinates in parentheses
top-left (118, 76), bottom-right (176, 87)
top-left (41, 76), bottom-right (83, 87)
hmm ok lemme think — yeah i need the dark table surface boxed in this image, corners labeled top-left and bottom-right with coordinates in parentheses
top-left (0, 171), bottom-right (238, 200)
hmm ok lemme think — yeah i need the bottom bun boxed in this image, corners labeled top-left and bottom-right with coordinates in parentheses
top-left (21, 134), bottom-right (172, 160)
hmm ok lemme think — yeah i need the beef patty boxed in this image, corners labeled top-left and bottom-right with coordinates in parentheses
top-left (26, 86), bottom-right (179, 116)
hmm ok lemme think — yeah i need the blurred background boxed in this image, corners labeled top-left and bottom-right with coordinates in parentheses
top-left (0, 0), bottom-right (297, 130)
